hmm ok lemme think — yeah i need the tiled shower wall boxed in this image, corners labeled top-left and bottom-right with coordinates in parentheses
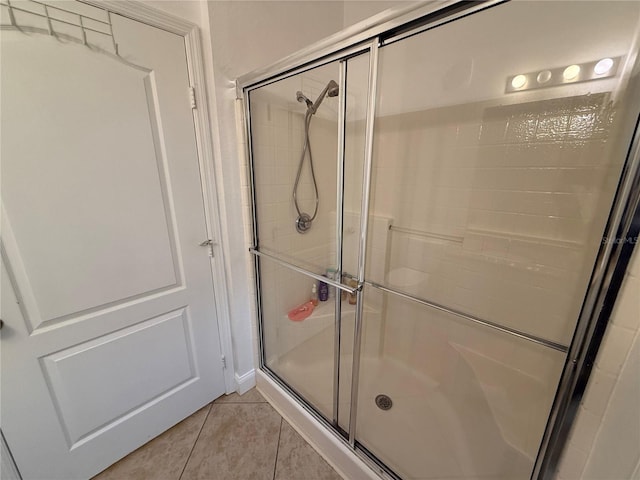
top-left (557, 247), bottom-right (640, 479)
top-left (250, 97), bottom-right (338, 273)
top-left (367, 93), bottom-right (620, 346)
top-left (249, 96), bottom-right (339, 360)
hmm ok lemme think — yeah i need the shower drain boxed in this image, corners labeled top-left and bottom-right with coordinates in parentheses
top-left (375, 394), bottom-right (393, 411)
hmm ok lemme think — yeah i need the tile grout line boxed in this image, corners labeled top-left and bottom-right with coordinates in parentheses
top-left (216, 401), bottom-right (267, 404)
top-left (178, 402), bottom-right (214, 480)
top-left (272, 418), bottom-right (283, 480)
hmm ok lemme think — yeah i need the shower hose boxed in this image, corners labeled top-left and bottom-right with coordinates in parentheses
top-left (292, 109), bottom-right (319, 223)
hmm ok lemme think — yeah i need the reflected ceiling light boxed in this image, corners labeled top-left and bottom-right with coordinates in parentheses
top-left (563, 64), bottom-right (581, 81)
top-left (594, 57), bottom-right (614, 75)
top-left (511, 74), bottom-right (527, 89)
top-left (506, 56), bottom-right (620, 93)
top-left (537, 70), bottom-right (552, 84)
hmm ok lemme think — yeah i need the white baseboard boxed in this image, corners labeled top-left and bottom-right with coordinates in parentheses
top-left (234, 368), bottom-right (256, 394)
top-left (256, 369), bottom-right (382, 480)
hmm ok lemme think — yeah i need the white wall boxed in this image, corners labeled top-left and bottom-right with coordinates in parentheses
top-left (140, 0), bottom-right (202, 25)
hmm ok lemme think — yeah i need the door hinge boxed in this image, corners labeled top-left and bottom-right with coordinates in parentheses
top-left (221, 355), bottom-right (227, 369)
top-left (189, 86), bottom-right (197, 109)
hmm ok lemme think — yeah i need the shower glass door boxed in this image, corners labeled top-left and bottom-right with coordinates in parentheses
top-left (249, 60), bottom-right (342, 422)
top-left (354, 1), bottom-right (640, 479)
top-left (248, 51), bottom-right (370, 427)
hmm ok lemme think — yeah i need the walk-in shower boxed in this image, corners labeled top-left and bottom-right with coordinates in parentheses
top-left (293, 80), bottom-right (339, 233)
top-left (241, 2), bottom-right (640, 479)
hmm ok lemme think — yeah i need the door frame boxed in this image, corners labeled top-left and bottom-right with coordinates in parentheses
top-left (81, 0), bottom-right (236, 394)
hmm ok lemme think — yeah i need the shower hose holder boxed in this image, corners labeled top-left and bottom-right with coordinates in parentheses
top-left (295, 213), bottom-right (312, 233)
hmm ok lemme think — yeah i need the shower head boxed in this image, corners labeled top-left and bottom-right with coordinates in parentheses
top-left (309, 79), bottom-right (339, 114)
top-left (326, 80), bottom-right (339, 97)
top-left (296, 91), bottom-right (313, 108)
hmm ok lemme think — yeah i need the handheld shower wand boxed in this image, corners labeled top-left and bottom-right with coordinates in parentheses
top-left (309, 80), bottom-right (339, 114)
top-left (296, 91), bottom-right (313, 108)
top-left (296, 80), bottom-right (338, 112)
top-left (293, 80), bottom-right (340, 233)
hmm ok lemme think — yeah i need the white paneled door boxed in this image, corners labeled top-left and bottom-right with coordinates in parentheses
top-left (1, 6), bottom-right (226, 479)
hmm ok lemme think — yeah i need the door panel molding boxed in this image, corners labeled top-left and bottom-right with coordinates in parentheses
top-left (3, 204), bottom-right (188, 335)
top-left (0, 207), bottom-right (41, 334)
top-left (29, 286), bottom-right (188, 337)
top-left (1, 37), bottom-right (189, 331)
top-left (142, 71), bottom-right (186, 287)
top-left (81, 0), bottom-right (236, 393)
top-left (40, 308), bottom-right (197, 448)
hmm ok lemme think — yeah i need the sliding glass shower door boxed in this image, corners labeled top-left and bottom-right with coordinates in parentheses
top-left (248, 52), bottom-right (371, 427)
top-left (246, 1), bottom-right (640, 479)
top-left (353, 2), bottom-right (640, 479)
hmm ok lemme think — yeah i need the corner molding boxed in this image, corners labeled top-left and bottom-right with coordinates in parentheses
top-left (80, 0), bottom-right (237, 393)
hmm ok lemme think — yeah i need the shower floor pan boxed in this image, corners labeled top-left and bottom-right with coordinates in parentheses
top-left (270, 326), bottom-right (533, 480)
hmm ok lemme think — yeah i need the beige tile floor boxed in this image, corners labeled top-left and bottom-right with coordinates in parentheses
top-left (93, 388), bottom-right (342, 480)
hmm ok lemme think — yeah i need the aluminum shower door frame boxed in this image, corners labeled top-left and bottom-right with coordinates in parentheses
top-left (348, 38), bottom-right (379, 448)
top-left (333, 58), bottom-right (347, 429)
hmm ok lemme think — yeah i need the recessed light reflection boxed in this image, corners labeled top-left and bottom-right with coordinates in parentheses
top-left (537, 70), bottom-right (552, 84)
top-left (563, 64), bottom-right (581, 81)
top-left (594, 58), bottom-right (614, 75)
top-left (507, 56), bottom-right (619, 93)
top-left (511, 74), bottom-right (527, 89)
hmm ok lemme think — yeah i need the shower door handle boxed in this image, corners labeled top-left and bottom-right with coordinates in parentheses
top-left (249, 248), bottom-right (361, 295)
